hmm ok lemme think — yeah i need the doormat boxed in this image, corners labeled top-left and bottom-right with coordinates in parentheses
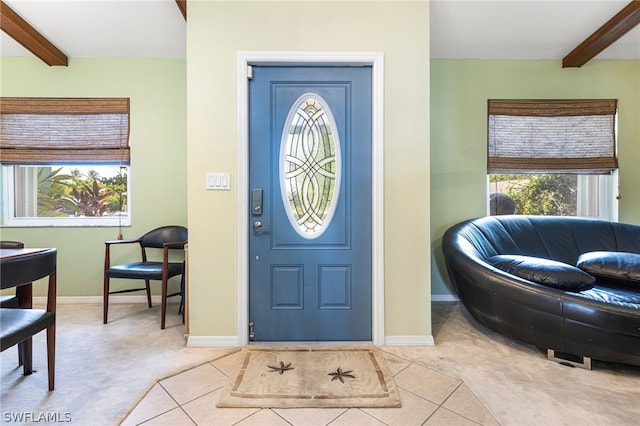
top-left (216, 347), bottom-right (402, 408)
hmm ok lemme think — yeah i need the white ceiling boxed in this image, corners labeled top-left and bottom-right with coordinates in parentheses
top-left (1, 0), bottom-right (186, 58)
top-left (430, 0), bottom-right (640, 60)
top-left (1, 0), bottom-right (639, 61)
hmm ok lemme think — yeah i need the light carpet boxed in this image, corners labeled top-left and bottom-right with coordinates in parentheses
top-left (216, 347), bottom-right (401, 409)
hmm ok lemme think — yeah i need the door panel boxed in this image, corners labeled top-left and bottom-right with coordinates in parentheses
top-left (249, 66), bottom-right (372, 341)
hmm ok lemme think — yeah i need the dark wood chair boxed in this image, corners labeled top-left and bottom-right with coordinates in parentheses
top-left (0, 248), bottom-right (57, 391)
top-left (0, 241), bottom-right (25, 366)
top-left (0, 241), bottom-right (24, 308)
top-left (103, 225), bottom-right (187, 329)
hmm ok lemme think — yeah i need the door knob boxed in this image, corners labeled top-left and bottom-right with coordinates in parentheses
top-left (253, 221), bottom-right (267, 233)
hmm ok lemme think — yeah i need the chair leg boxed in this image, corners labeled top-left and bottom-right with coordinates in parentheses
top-left (145, 280), bottom-right (152, 308)
top-left (47, 324), bottom-right (55, 391)
top-left (21, 337), bottom-right (33, 376)
top-left (103, 275), bottom-right (110, 324)
top-left (18, 342), bottom-right (23, 366)
top-left (161, 277), bottom-right (168, 330)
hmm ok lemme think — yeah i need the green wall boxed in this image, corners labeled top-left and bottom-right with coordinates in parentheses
top-left (0, 57), bottom-right (187, 297)
top-left (431, 59), bottom-right (640, 296)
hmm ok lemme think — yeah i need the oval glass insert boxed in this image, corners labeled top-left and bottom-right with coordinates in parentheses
top-left (280, 93), bottom-right (341, 239)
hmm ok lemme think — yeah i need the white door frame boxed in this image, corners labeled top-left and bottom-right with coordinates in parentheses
top-left (237, 51), bottom-right (385, 345)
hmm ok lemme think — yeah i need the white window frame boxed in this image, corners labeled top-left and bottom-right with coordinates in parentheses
top-left (486, 172), bottom-right (618, 221)
top-left (576, 172), bottom-right (618, 221)
top-left (1, 164), bottom-right (132, 227)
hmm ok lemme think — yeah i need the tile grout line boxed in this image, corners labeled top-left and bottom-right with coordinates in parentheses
top-left (326, 408), bottom-right (391, 426)
top-left (267, 408), bottom-right (295, 426)
top-left (229, 409), bottom-right (266, 426)
top-left (432, 405), bottom-right (488, 426)
top-left (432, 381), bottom-right (498, 426)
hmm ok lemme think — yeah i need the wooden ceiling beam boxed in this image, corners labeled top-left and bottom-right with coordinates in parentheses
top-left (176, 0), bottom-right (186, 21)
top-left (0, 0), bottom-right (67, 66)
top-left (563, 0), bottom-right (640, 68)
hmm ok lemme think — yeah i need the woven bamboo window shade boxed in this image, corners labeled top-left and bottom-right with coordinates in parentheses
top-left (0, 97), bottom-right (130, 165)
top-left (488, 99), bottom-right (617, 174)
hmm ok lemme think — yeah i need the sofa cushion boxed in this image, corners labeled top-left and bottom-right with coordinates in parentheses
top-left (576, 251), bottom-right (640, 288)
top-left (488, 255), bottom-right (596, 292)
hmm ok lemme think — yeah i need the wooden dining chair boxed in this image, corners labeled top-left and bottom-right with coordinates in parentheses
top-left (103, 225), bottom-right (187, 329)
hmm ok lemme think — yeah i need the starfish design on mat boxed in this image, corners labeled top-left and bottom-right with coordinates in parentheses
top-left (267, 361), bottom-right (294, 375)
top-left (328, 367), bottom-right (355, 383)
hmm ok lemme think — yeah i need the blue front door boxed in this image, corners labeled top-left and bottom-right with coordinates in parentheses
top-left (249, 66), bottom-right (372, 341)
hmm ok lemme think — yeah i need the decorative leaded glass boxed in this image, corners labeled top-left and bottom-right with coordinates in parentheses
top-left (280, 93), bottom-right (341, 239)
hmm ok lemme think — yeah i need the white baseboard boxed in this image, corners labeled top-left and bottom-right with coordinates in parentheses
top-left (384, 335), bottom-right (435, 346)
top-left (187, 335), bottom-right (239, 347)
top-left (431, 294), bottom-right (459, 302)
top-left (185, 335), bottom-right (436, 347)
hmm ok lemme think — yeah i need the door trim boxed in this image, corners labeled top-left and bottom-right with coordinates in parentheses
top-left (237, 51), bottom-right (384, 345)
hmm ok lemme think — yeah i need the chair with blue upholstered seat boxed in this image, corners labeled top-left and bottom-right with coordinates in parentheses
top-left (103, 225), bottom-right (187, 329)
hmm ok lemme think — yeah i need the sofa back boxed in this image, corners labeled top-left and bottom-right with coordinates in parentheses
top-left (449, 215), bottom-right (640, 265)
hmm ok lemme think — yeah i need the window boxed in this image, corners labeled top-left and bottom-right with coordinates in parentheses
top-left (280, 93), bottom-right (341, 239)
top-left (1, 98), bottom-right (130, 227)
top-left (488, 173), bottom-right (617, 220)
top-left (487, 99), bottom-right (618, 220)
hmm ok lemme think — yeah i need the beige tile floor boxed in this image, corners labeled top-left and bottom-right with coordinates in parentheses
top-left (3, 302), bottom-right (637, 425)
top-left (122, 348), bottom-right (499, 426)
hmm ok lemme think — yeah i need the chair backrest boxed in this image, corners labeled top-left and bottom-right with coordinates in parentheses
top-left (0, 241), bottom-right (24, 249)
top-left (1, 248), bottom-right (57, 289)
top-left (140, 226), bottom-right (188, 249)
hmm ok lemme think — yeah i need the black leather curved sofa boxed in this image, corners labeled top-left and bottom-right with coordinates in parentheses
top-left (442, 215), bottom-right (640, 366)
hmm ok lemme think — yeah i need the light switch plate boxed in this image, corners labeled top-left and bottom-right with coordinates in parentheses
top-left (206, 173), bottom-right (230, 190)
